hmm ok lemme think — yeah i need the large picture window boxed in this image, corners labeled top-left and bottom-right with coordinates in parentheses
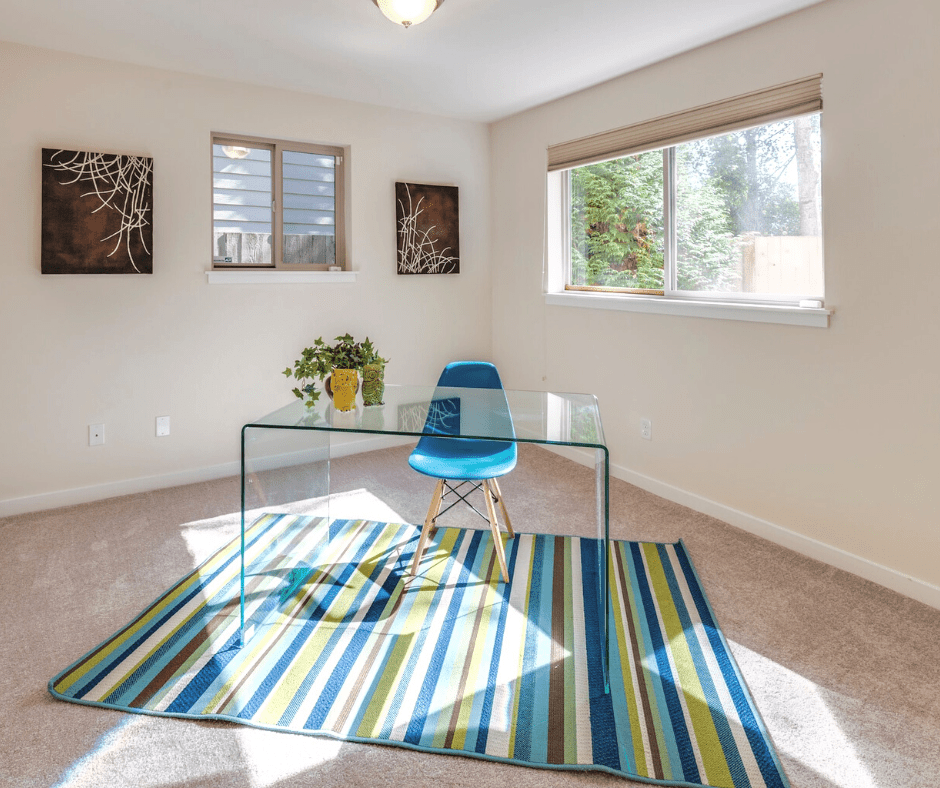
top-left (211, 133), bottom-right (346, 270)
top-left (552, 76), bottom-right (823, 306)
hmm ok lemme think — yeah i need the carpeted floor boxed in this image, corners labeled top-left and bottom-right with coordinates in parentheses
top-left (1, 443), bottom-right (938, 787)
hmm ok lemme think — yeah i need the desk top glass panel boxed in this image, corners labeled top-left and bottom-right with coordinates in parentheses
top-left (244, 385), bottom-right (606, 449)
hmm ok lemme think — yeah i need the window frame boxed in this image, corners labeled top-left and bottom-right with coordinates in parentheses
top-left (560, 113), bottom-right (824, 308)
top-left (211, 132), bottom-right (347, 272)
top-left (548, 76), bottom-right (827, 317)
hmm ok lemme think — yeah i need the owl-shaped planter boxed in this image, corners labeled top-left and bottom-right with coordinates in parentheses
top-left (327, 369), bottom-right (359, 412)
top-left (361, 363), bottom-right (386, 407)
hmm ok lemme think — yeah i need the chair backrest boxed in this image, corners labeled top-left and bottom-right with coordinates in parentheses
top-left (436, 361), bottom-right (504, 391)
top-left (425, 361), bottom-right (514, 441)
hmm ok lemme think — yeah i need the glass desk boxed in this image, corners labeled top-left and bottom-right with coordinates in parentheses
top-left (240, 384), bottom-right (610, 690)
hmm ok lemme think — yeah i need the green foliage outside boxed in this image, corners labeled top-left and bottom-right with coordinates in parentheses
top-left (674, 147), bottom-right (738, 291)
top-left (688, 125), bottom-right (802, 237)
top-left (570, 152), bottom-right (665, 290)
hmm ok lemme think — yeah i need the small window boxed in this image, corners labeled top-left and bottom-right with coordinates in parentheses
top-left (553, 76), bottom-right (824, 306)
top-left (211, 133), bottom-right (346, 270)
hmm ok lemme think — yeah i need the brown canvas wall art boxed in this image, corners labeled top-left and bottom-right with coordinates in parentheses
top-left (395, 182), bottom-right (459, 275)
top-left (41, 148), bottom-right (153, 275)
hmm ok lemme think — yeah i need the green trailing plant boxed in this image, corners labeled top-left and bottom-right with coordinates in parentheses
top-left (283, 334), bottom-right (389, 407)
top-left (360, 337), bottom-right (389, 369)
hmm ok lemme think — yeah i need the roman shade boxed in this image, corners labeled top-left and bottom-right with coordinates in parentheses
top-left (547, 74), bottom-right (822, 172)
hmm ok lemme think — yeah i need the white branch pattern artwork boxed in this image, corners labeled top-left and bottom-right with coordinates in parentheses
top-left (42, 148), bottom-right (154, 275)
top-left (397, 397), bottom-right (461, 434)
top-left (395, 182), bottom-right (459, 275)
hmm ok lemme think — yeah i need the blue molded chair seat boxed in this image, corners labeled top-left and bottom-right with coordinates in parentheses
top-left (408, 362), bottom-right (516, 583)
top-left (408, 438), bottom-right (517, 480)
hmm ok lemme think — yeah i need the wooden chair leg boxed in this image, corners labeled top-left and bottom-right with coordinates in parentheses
top-left (428, 479), bottom-right (446, 536)
top-left (489, 477), bottom-right (513, 537)
top-left (410, 478), bottom-right (445, 577)
top-left (482, 479), bottom-right (510, 583)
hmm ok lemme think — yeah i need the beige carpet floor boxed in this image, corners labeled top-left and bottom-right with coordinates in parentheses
top-left (1, 443), bottom-right (938, 788)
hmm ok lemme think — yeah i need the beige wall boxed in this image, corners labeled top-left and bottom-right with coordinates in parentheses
top-left (489, 0), bottom-right (940, 593)
top-left (0, 42), bottom-right (492, 511)
top-left (3, 0), bottom-right (939, 603)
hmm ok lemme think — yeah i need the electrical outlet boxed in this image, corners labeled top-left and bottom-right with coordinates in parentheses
top-left (88, 423), bottom-right (105, 446)
top-left (640, 418), bottom-right (652, 440)
top-left (156, 416), bottom-right (170, 437)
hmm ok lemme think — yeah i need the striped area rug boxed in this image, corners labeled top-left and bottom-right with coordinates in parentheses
top-left (50, 515), bottom-right (789, 788)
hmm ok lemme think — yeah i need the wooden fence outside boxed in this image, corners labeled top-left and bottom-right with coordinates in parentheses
top-left (739, 235), bottom-right (823, 294)
top-left (214, 232), bottom-right (334, 266)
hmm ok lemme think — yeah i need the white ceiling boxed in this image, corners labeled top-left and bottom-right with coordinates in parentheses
top-left (2, 0), bottom-right (825, 122)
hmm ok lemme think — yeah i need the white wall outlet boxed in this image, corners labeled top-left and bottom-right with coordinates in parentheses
top-left (156, 416), bottom-right (170, 437)
top-left (88, 423), bottom-right (105, 446)
top-left (640, 418), bottom-right (652, 440)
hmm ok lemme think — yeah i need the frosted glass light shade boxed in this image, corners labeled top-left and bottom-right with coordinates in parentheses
top-left (372, 0), bottom-right (443, 28)
top-left (221, 146), bottom-right (250, 159)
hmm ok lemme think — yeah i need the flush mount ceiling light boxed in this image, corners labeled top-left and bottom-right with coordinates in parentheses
top-left (221, 146), bottom-right (250, 159)
top-left (371, 0), bottom-right (444, 28)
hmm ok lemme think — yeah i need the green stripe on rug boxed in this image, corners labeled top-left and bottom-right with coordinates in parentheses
top-left (49, 515), bottom-right (789, 788)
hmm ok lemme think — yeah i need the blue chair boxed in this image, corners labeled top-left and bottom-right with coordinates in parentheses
top-left (408, 362), bottom-right (516, 582)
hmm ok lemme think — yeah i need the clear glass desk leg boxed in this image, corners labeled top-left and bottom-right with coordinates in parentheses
top-left (240, 424), bottom-right (331, 645)
top-left (596, 446), bottom-right (610, 694)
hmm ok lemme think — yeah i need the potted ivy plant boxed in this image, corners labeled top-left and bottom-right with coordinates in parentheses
top-left (283, 334), bottom-right (388, 411)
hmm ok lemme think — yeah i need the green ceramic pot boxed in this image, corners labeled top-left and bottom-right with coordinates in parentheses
top-left (361, 363), bottom-right (385, 406)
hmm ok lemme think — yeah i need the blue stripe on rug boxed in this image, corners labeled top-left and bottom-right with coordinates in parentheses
top-left (514, 532), bottom-right (550, 763)
top-left (673, 541), bottom-right (787, 788)
top-left (583, 536), bottom-right (620, 771)
top-left (411, 530), bottom-right (486, 748)
top-left (631, 541), bottom-right (700, 782)
top-left (657, 543), bottom-right (750, 786)
top-left (472, 532), bottom-right (519, 755)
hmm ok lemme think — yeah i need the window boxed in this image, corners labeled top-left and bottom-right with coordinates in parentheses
top-left (211, 133), bottom-right (346, 270)
top-left (550, 76), bottom-right (824, 307)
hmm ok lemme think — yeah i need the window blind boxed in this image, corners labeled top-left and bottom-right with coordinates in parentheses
top-left (547, 74), bottom-right (822, 172)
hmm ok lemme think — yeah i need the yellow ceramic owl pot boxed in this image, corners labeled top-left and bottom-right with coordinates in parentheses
top-left (330, 369), bottom-right (358, 412)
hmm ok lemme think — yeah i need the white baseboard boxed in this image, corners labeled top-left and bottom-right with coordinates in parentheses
top-left (546, 444), bottom-right (940, 611)
top-left (0, 435), bottom-right (414, 519)
top-left (6, 437), bottom-right (938, 611)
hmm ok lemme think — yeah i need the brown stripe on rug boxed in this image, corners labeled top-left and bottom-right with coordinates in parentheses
top-left (547, 535), bottom-right (568, 764)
